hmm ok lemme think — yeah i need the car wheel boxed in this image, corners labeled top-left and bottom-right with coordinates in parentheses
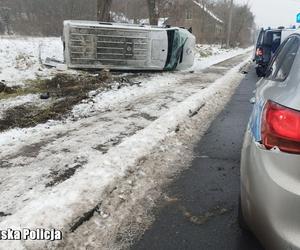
top-left (238, 196), bottom-right (250, 231)
top-left (255, 67), bottom-right (264, 77)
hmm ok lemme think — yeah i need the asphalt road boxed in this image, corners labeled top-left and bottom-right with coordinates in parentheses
top-left (132, 67), bottom-right (265, 250)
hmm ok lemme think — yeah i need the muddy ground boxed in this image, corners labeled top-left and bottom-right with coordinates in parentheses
top-left (0, 71), bottom-right (144, 132)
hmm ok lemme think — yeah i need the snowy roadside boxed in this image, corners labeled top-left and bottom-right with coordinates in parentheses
top-left (64, 57), bottom-right (253, 250)
top-left (0, 36), bottom-right (251, 125)
top-left (0, 36), bottom-right (253, 248)
top-left (0, 36), bottom-right (250, 86)
top-left (0, 53), bottom-right (250, 213)
top-left (192, 45), bottom-right (252, 72)
top-left (0, 37), bottom-right (64, 87)
top-left (0, 53), bottom-right (252, 249)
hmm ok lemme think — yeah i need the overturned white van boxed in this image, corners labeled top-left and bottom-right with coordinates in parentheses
top-left (63, 20), bottom-right (195, 71)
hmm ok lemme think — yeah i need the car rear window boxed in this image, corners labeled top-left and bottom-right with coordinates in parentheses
top-left (265, 36), bottom-right (300, 81)
top-left (272, 32), bottom-right (281, 42)
top-left (263, 31), bottom-right (281, 46)
top-left (275, 38), bottom-right (299, 81)
top-left (256, 30), bottom-right (264, 45)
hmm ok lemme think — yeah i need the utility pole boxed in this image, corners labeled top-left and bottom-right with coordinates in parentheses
top-left (226, 0), bottom-right (233, 48)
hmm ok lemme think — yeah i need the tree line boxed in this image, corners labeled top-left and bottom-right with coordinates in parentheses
top-left (0, 0), bottom-right (255, 46)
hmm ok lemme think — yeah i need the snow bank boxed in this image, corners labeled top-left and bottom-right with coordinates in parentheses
top-left (0, 37), bottom-right (63, 86)
top-left (193, 45), bottom-right (253, 72)
top-left (0, 57), bottom-right (250, 249)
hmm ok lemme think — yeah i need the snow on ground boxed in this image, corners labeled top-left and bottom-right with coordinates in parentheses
top-left (0, 36), bottom-right (252, 249)
top-left (193, 44), bottom-right (251, 72)
top-left (0, 36), bottom-right (63, 87)
top-left (65, 58), bottom-right (254, 250)
top-left (0, 36), bottom-right (250, 122)
top-left (195, 44), bottom-right (234, 58)
top-left (0, 37), bottom-right (251, 130)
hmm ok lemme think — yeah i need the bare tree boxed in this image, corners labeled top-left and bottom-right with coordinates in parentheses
top-left (97, 0), bottom-right (112, 21)
top-left (0, 0), bottom-right (255, 45)
top-left (0, 7), bottom-right (12, 34)
top-left (147, 0), bottom-right (159, 25)
top-left (214, 0), bottom-right (254, 47)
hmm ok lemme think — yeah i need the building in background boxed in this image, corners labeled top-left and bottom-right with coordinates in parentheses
top-left (166, 0), bottom-right (224, 43)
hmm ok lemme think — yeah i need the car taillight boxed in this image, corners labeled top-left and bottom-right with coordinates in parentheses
top-left (256, 48), bottom-right (263, 56)
top-left (262, 100), bottom-right (300, 154)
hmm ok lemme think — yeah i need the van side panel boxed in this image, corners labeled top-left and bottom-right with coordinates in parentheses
top-left (63, 21), bottom-right (168, 70)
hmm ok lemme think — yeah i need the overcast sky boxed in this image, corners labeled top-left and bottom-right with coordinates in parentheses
top-left (235, 0), bottom-right (300, 28)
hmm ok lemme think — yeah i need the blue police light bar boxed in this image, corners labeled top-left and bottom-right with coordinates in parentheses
top-left (297, 13), bottom-right (300, 23)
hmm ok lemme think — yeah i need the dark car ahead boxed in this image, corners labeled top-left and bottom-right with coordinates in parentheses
top-left (254, 28), bottom-right (297, 77)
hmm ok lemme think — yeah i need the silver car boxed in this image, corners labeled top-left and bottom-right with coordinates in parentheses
top-left (240, 32), bottom-right (300, 249)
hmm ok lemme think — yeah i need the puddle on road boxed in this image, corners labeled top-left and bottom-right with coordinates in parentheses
top-left (164, 195), bottom-right (229, 226)
top-left (180, 205), bottom-right (229, 225)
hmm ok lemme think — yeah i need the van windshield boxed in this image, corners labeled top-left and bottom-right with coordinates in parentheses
top-left (164, 29), bottom-right (189, 71)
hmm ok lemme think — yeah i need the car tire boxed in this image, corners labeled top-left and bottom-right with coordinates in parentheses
top-left (238, 196), bottom-right (250, 231)
top-left (255, 67), bottom-right (264, 77)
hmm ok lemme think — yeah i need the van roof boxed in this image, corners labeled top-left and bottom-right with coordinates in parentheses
top-left (64, 20), bottom-right (179, 32)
